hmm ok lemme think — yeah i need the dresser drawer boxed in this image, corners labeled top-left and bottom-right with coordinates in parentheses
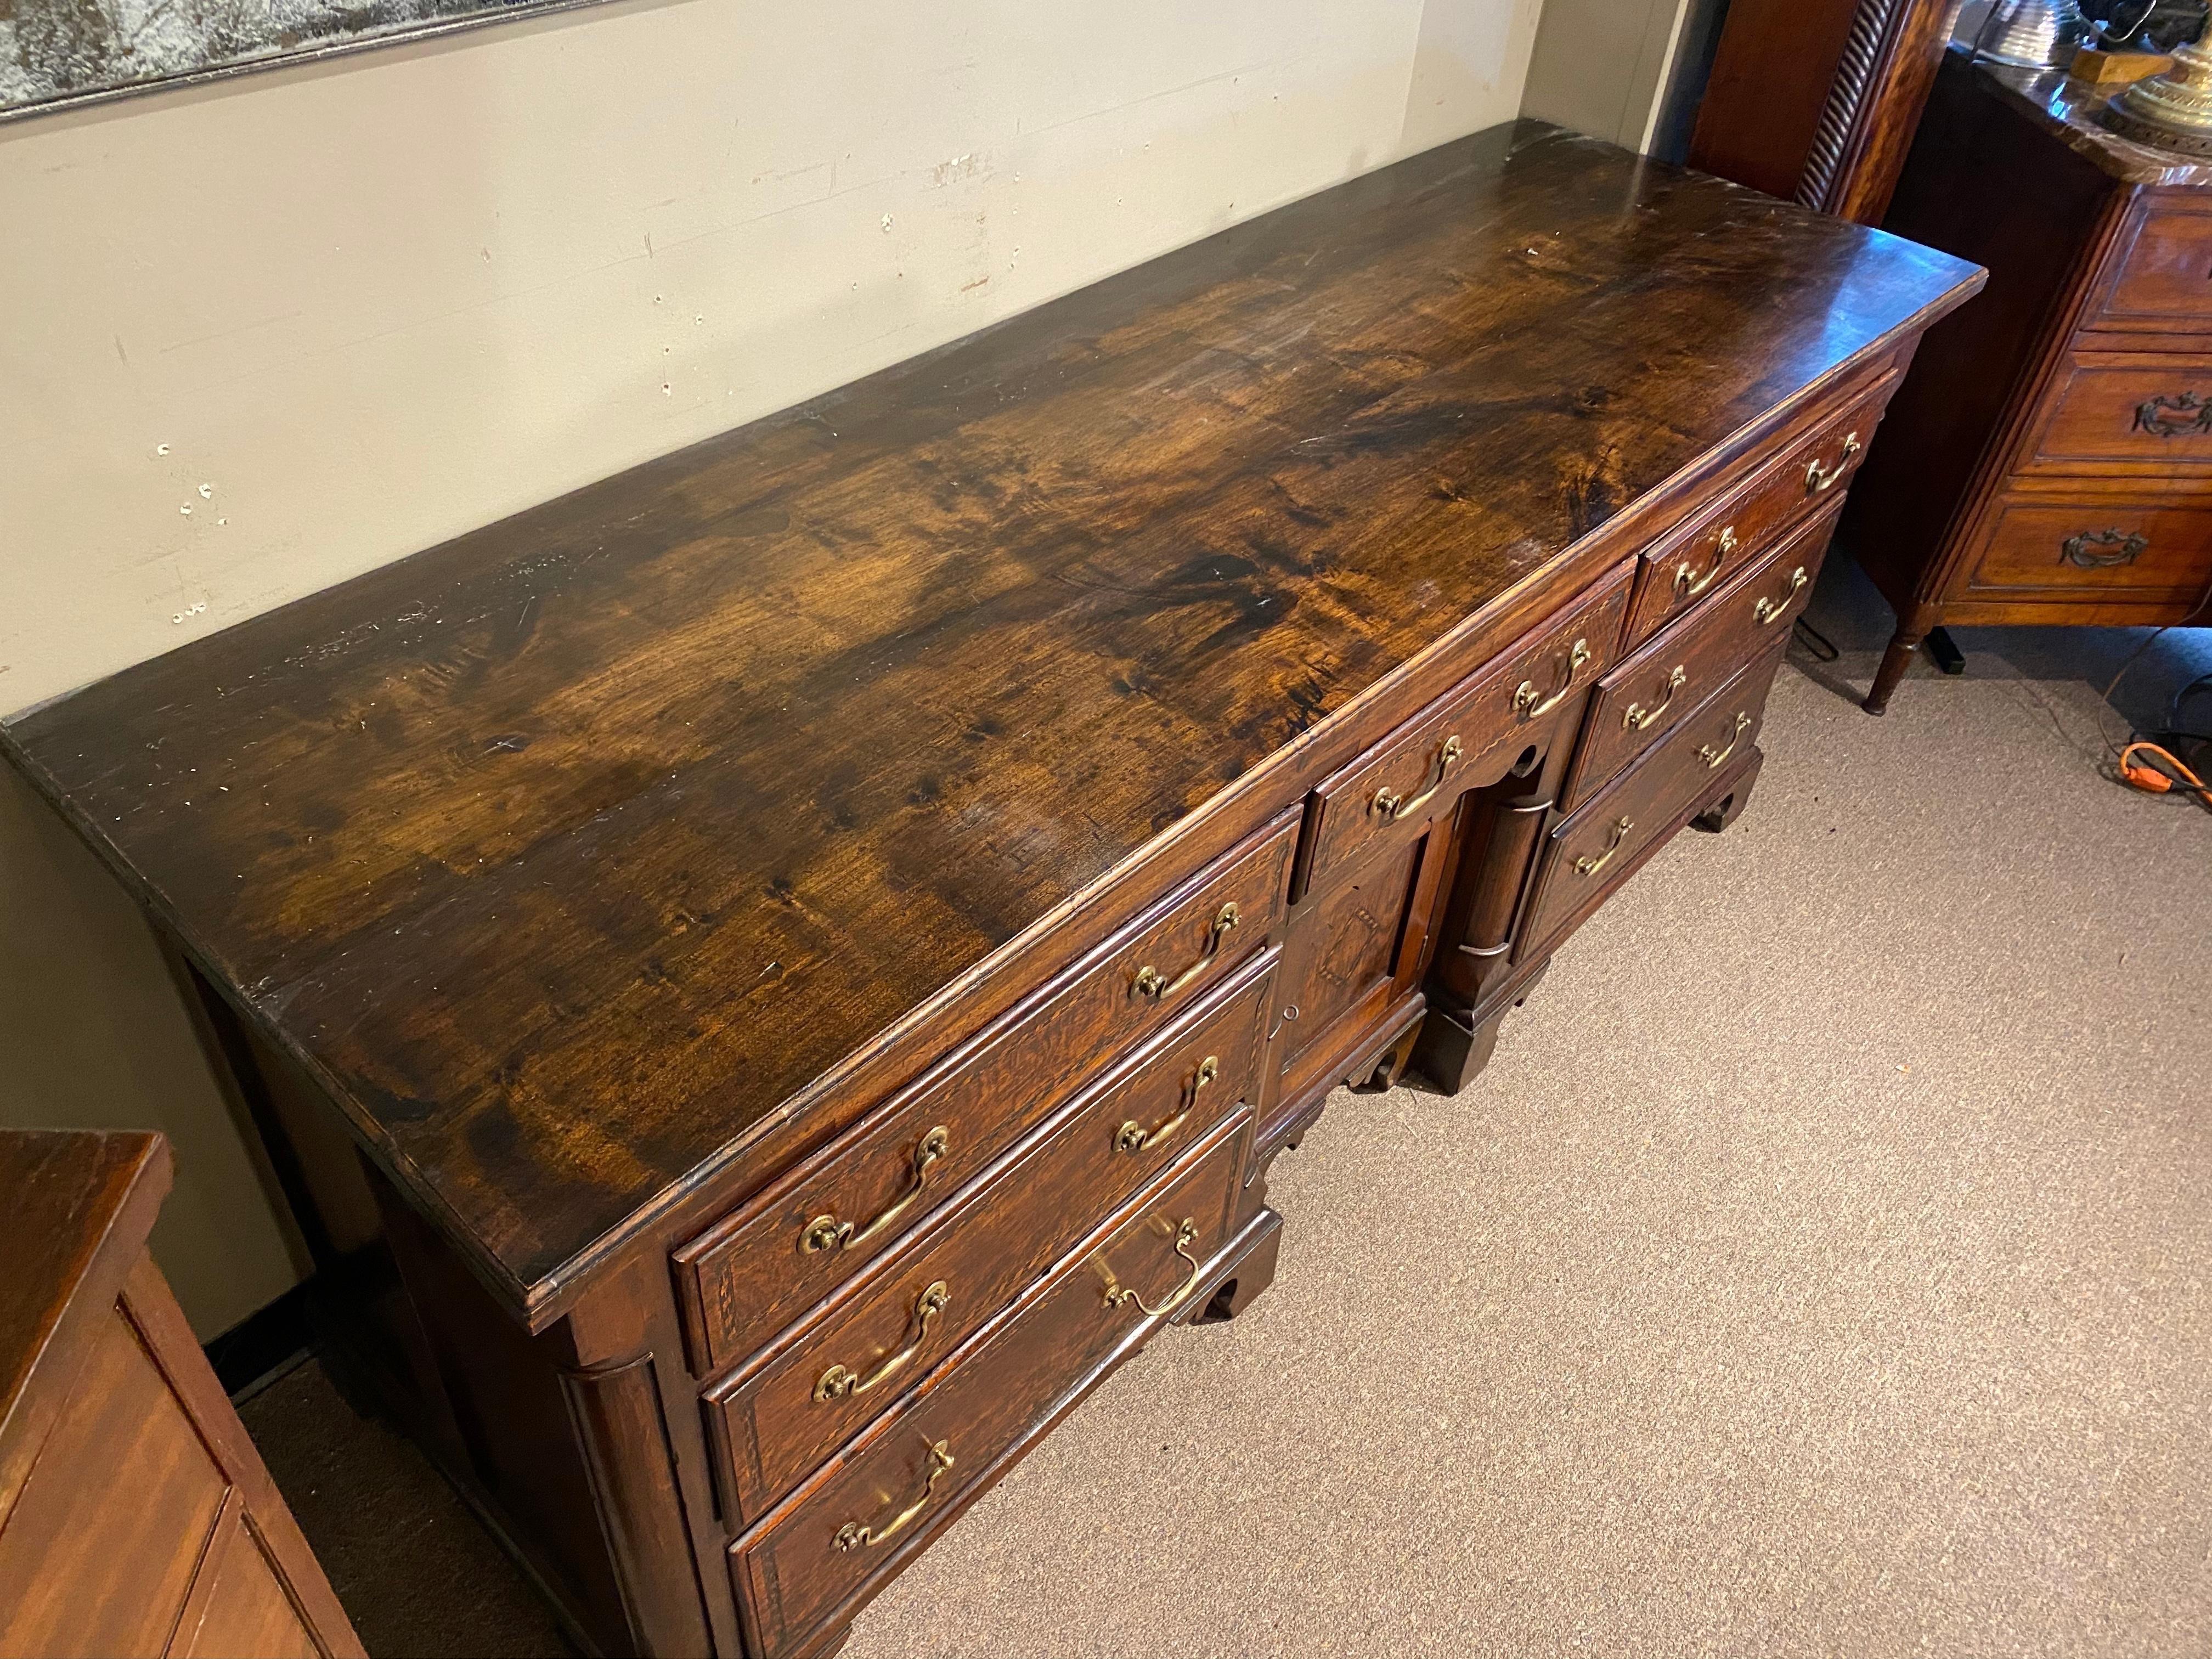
top-left (703, 948), bottom-right (1274, 1523)
top-left (1623, 379), bottom-right (1887, 647)
top-left (2022, 353), bottom-right (2212, 472)
top-left (2088, 197), bottom-right (2212, 335)
top-left (729, 1111), bottom-right (1252, 1656)
top-left (1964, 492), bottom-right (2212, 604)
top-left (1293, 561), bottom-right (1633, 901)
top-left (1520, 648), bottom-right (1783, 959)
top-left (674, 810), bottom-right (1297, 1375)
top-left (1564, 502), bottom-right (1838, 812)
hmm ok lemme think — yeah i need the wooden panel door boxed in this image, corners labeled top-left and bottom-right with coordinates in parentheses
top-left (0, 1131), bottom-right (361, 1659)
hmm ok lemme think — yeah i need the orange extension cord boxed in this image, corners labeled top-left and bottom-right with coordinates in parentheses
top-left (2118, 739), bottom-right (2212, 806)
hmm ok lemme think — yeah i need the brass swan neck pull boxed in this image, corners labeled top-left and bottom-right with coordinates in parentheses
top-left (1698, 712), bottom-right (1752, 770)
top-left (1115, 1055), bottom-right (1217, 1154)
top-left (1371, 734), bottom-right (1463, 822)
top-left (1573, 816), bottom-right (1632, 877)
top-left (1513, 638), bottom-right (1592, 721)
top-left (802, 1126), bottom-right (951, 1255)
top-left (814, 1280), bottom-right (951, 1402)
top-left (1099, 1218), bottom-right (1204, 1319)
top-left (1805, 432), bottom-right (1860, 494)
top-left (1674, 525), bottom-right (1735, 600)
top-left (1623, 665), bottom-right (1688, 731)
top-left (833, 1439), bottom-right (956, 1554)
top-left (1132, 902), bottom-right (1239, 1002)
top-left (1752, 567), bottom-right (1807, 626)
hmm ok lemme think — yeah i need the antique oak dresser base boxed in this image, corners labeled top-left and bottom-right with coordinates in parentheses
top-left (2, 123), bottom-right (1978, 1655)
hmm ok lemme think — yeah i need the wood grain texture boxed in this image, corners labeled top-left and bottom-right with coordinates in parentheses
top-left (0, 1133), bottom-right (360, 1659)
top-left (1688, 0), bottom-right (1954, 227)
top-left (0, 1130), bottom-right (166, 1453)
top-left (0, 122), bottom-right (1981, 1322)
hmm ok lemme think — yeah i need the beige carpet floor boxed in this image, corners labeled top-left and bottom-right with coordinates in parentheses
top-left (247, 559), bottom-right (2212, 1656)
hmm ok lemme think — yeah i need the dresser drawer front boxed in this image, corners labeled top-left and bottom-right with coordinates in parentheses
top-left (704, 950), bottom-right (1274, 1523)
top-left (674, 810), bottom-right (1298, 1374)
top-left (1965, 493), bottom-right (2212, 603)
top-left (1565, 503), bottom-right (1838, 812)
top-left (2090, 199), bottom-right (2212, 334)
top-left (1520, 648), bottom-right (1784, 959)
top-left (2023, 353), bottom-right (2212, 471)
top-left (1624, 380), bottom-right (1887, 647)
top-left (730, 1113), bottom-right (1251, 1656)
top-left (1295, 562), bottom-right (1633, 900)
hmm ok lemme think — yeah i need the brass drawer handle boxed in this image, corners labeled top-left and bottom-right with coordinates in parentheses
top-left (1115, 1055), bottom-right (1217, 1154)
top-left (1752, 567), bottom-right (1807, 625)
top-left (1132, 902), bottom-right (1239, 1002)
top-left (1371, 735), bottom-right (1463, 822)
top-left (1674, 526), bottom-right (1735, 601)
top-left (1804, 432), bottom-right (1861, 494)
top-left (1622, 665), bottom-right (1687, 731)
top-left (1698, 712), bottom-right (1752, 770)
top-left (802, 1126), bottom-right (950, 1255)
top-left (2060, 528), bottom-right (2147, 569)
top-left (1573, 816), bottom-right (1632, 877)
top-left (833, 1439), bottom-right (955, 1553)
top-left (814, 1280), bottom-right (950, 1402)
top-left (1672, 522), bottom-right (1743, 602)
top-left (1513, 638), bottom-right (1593, 721)
top-left (1099, 1218), bottom-right (1204, 1319)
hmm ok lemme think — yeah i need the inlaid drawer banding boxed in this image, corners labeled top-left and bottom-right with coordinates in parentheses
top-left (674, 811), bottom-right (1298, 1376)
top-left (702, 950), bottom-right (1278, 1526)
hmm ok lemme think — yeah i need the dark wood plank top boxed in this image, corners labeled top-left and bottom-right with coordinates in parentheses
top-left (2, 122), bottom-right (1980, 1319)
top-left (0, 1130), bottom-right (167, 1443)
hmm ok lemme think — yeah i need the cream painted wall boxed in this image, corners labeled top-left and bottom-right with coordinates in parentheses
top-left (0, 0), bottom-right (1546, 1336)
top-left (1519, 0), bottom-right (1691, 153)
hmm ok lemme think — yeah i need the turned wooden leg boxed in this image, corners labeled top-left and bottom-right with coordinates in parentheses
top-left (1864, 626), bottom-right (1923, 714)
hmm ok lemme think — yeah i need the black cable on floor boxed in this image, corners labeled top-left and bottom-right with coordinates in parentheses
top-left (1791, 616), bottom-right (1839, 663)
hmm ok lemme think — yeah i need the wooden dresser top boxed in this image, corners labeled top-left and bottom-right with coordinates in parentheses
top-left (3, 122), bottom-right (1979, 1317)
top-left (0, 1131), bottom-right (167, 1445)
top-left (1959, 52), bottom-right (2212, 188)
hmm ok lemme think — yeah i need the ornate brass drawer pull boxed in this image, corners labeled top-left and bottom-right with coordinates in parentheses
top-left (1371, 735), bottom-right (1463, 822)
top-left (803, 1126), bottom-right (950, 1255)
top-left (1804, 432), bottom-right (1861, 494)
top-left (1698, 711), bottom-right (1752, 770)
top-left (1513, 638), bottom-right (1593, 721)
top-left (1115, 1055), bottom-right (1217, 1154)
top-left (833, 1439), bottom-right (955, 1554)
top-left (1132, 902), bottom-right (1240, 1002)
top-left (814, 1280), bottom-right (951, 1402)
top-left (1674, 526), bottom-right (1735, 601)
top-left (1573, 816), bottom-right (1632, 877)
top-left (1752, 566), bottom-right (1807, 625)
top-left (1099, 1218), bottom-right (1204, 1319)
top-left (1623, 665), bottom-right (1688, 731)
top-left (2060, 528), bottom-right (2147, 569)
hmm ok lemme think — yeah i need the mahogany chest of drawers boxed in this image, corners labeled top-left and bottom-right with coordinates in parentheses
top-left (1850, 49), bottom-right (2212, 713)
top-left (0, 122), bottom-right (1979, 1656)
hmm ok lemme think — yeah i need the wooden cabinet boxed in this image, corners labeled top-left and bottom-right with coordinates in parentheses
top-left (1850, 50), bottom-right (2212, 712)
top-left (0, 122), bottom-right (1980, 1656)
top-left (0, 1132), bottom-right (360, 1659)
